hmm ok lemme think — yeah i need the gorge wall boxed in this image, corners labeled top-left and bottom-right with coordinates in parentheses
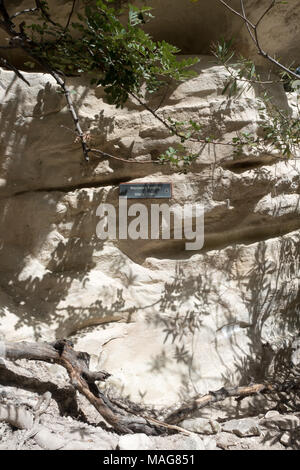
top-left (0, 0), bottom-right (299, 406)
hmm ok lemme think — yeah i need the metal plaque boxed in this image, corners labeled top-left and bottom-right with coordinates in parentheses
top-left (119, 183), bottom-right (172, 199)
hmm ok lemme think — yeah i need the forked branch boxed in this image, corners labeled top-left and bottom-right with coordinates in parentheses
top-left (1, 339), bottom-right (168, 435)
top-left (218, 0), bottom-right (300, 79)
top-left (1, 339), bottom-right (297, 435)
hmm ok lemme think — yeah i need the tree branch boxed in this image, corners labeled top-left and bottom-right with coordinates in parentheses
top-left (219, 0), bottom-right (300, 79)
top-left (10, 8), bottom-right (39, 20)
top-left (0, 57), bottom-right (30, 85)
top-left (35, 0), bottom-right (58, 26)
top-left (0, 0), bottom-right (14, 28)
top-left (64, 0), bottom-right (76, 32)
top-left (1, 339), bottom-right (167, 435)
top-left (166, 383), bottom-right (274, 424)
top-left (2, 339), bottom-right (298, 435)
top-left (218, 0), bottom-right (255, 29)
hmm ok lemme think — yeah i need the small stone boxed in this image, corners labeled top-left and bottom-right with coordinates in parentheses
top-left (260, 414), bottom-right (299, 431)
top-left (177, 434), bottom-right (205, 450)
top-left (280, 432), bottom-right (291, 447)
top-left (241, 443), bottom-right (249, 449)
top-left (202, 436), bottom-right (219, 450)
top-left (180, 417), bottom-right (221, 435)
top-left (264, 410), bottom-right (280, 419)
top-left (118, 433), bottom-right (153, 450)
top-left (291, 338), bottom-right (300, 367)
top-left (222, 418), bottom-right (261, 437)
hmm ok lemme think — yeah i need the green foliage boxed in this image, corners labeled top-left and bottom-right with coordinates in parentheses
top-left (26, 0), bottom-right (198, 107)
top-left (157, 117), bottom-right (210, 170)
top-left (212, 38), bottom-right (300, 158)
top-left (212, 38), bottom-right (260, 97)
top-left (158, 145), bottom-right (198, 172)
top-left (261, 104), bottom-right (300, 157)
top-left (23, 1), bottom-right (300, 164)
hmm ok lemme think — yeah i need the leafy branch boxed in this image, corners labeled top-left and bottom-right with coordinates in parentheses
top-left (0, 0), bottom-right (197, 162)
top-left (1, 0), bottom-right (300, 167)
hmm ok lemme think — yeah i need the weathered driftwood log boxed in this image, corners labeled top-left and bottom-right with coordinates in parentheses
top-left (0, 356), bottom-right (79, 416)
top-left (1, 339), bottom-right (297, 435)
top-left (0, 339), bottom-right (173, 435)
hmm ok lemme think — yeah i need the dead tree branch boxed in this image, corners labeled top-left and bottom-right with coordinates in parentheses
top-left (1, 339), bottom-right (169, 435)
top-left (165, 380), bottom-right (299, 424)
top-left (0, 57), bottom-right (30, 85)
top-left (10, 8), bottom-right (39, 20)
top-left (64, 0), bottom-right (77, 33)
top-left (1, 339), bottom-right (298, 435)
top-left (165, 384), bottom-right (273, 424)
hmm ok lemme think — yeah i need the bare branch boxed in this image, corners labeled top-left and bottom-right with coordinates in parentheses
top-left (0, 0), bottom-right (13, 27)
top-left (166, 383), bottom-right (276, 424)
top-left (240, 0), bottom-right (256, 44)
top-left (1, 339), bottom-right (169, 435)
top-left (255, 0), bottom-right (276, 30)
top-left (90, 148), bottom-right (156, 164)
top-left (0, 57), bottom-right (30, 85)
top-left (53, 74), bottom-right (91, 161)
top-left (10, 8), bottom-right (39, 20)
top-left (35, 0), bottom-right (58, 26)
top-left (218, 0), bottom-right (255, 29)
top-left (219, 0), bottom-right (300, 80)
top-left (64, 0), bottom-right (76, 33)
top-left (129, 91), bottom-right (234, 147)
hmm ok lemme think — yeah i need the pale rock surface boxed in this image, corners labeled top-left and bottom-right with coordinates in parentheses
top-left (291, 338), bottom-right (300, 367)
top-left (0, 14), bottom-right (299, 407)
top-left (222, 418), bottom-right (261, 437)
top-left (118, 433), bottom-right (153, 451)
top-left (0, 4), bottom-right (299, 450)
top-left (260, 414), bottom-right (300, 431)
top-left (180, 417), bottom-right (220, 435)
top-left (280, 432), bottom-right (291, 447)
top-left (264, 410), bottom-right (280, 419)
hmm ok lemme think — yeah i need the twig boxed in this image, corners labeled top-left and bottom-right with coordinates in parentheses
top-left (240, 0), bottom-right (257, 45)
top-left (165, 383), bottom-right (275, 424)
top-left (0, 57), bottom-right (30, 85)
top-left (64, 0), bottom-right (76, 32)
top-left (53, 74), bottom-right (90, 161)
top-left (10, 8), bottom-right (38, 20)
top-left (0, 0), bottom-right (13, 28)
top-left (255, 0), bottom-right (275, 30)
top-left (218, 0), bottom-right (255, 29)
top-left (2, 340), bottom-right (165, 435)
top-left (35, 0), bottom-right (58, 27)
top-left (219, 0), bottom-right (300, 79)
top-left (90, 148), bottom-right (156, 164)
top-left (129, 91), bottom-right (234, 147)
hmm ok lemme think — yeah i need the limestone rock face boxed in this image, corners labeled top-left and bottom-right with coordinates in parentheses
top-left (0, 50), bottom-right (299, 405)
